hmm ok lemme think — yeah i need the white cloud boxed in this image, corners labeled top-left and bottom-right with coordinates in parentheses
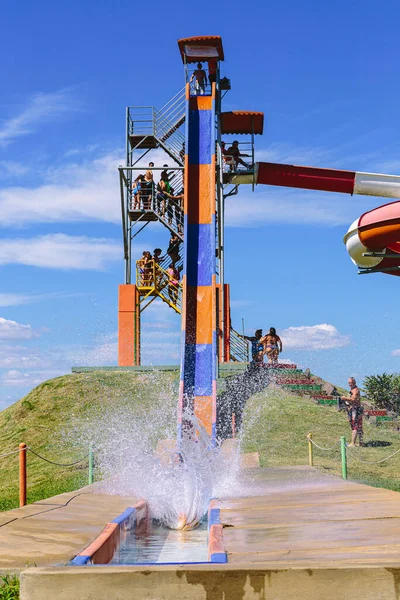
top-left (0, 89), bottom-right (81, 147)
top-left (281, 324), bottom-right (350, 350)
top-left (0, 148), bottom-right (176, 227)
top-left (0, 318), bottom-right (40, 340)
top-left (1, 369), bottom-right (66, 387)
top-left (0, 160), bottom-right (30, 179)
top-left (0, 344), bottom-right (52, 368)
top-left (225, 188), bottom-right (378, 228)
top-left (0, 233), bottom-right (120, 270)
top-left (391, 349), bottom-right (400, 356)
top-left (255, 142), bottom-right (333, 166)
top-left (0, 291), bottom-right (87, 307)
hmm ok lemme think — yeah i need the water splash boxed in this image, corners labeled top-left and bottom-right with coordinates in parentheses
top-left (69, 372), bottom-right (241, 529)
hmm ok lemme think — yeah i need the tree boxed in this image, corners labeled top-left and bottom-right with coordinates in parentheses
top-left (362, 373), bottom-right (400, 412)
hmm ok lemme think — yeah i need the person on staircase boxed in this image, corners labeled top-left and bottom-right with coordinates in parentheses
top-left (138, 251), bottom-right (152, 286)
top-left (190, 63), bottom-right (207, 95)
top-left (142, 163), bottom-right (154, 210)
top-left (132, 175), bottom-right (145, 210)
top-left (261, 327), bottom-right (283, 364)
top-left (153, 248), bottom-right (165, 289)
top-left (243, 329), bottom-right (264, 365)
top-left (167, 263), bottom-right (180, 305)
top-left (167, 233), bottom-right (181, 265)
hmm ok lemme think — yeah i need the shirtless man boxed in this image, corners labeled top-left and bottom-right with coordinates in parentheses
top-left (341, 377), bottom-right (363, 447)
top-left (190, 63), bottom-right (207, 95)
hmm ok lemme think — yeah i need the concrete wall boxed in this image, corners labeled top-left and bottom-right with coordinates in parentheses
top-left (20, 565), bottom-right (400, 600)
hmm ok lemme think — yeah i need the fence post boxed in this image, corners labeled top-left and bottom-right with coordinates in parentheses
top-left (19, 443), bottom-right (27, 507)
top-left (340, 436), bottom-right (347, 480)
top-left (88, 446), bottom-right (94, 485)
top-left (307, 433), bottom-right (313, 466)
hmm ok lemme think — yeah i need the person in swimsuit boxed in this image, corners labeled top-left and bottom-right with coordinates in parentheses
top-left (142, 163), bottom-right (154, 210)
top-left (167, 263), bottom-right (180, 304)
top-left (138, 251), bottom-right (152, 286)
top-left (341, 377), bottom-right (363, 447)
top-left (225, 141), bottom-right (251, 170)
top-left (132, 174), bottom-right (145, 209)
top-left (261, 327), bottom-right (283, 364)
top-left (190, 63), bottom-right (207, 95)
top-left (243, 329), bottom-right (264, 365)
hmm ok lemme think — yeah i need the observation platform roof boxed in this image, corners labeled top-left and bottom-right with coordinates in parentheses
top-left (177, 36), bottom-right (224, 63)
top-left (220, 111), bottom-right (264, 135)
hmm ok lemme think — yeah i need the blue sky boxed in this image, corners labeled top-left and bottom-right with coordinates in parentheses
top-left (1, 0), bottom-right (400, 408)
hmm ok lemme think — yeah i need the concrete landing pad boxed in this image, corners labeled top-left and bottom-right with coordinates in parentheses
top-left (218, 466), bottom-right (400, 569)
top-left (14, 467), bottom-right (400, 599)
top-left (0, 485), bottom-right (139, 570)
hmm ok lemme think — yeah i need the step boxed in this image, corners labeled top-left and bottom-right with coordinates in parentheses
top-left (316, 399), bottom-right (338, 406)
top-left (268, 369), bottom-right (303, 376)
top-left (276, 379), bottom-right (317, 385)
top-left (282, 384), bottom-right (322, 391)
top-left (265, 364), bottom-right (297, 370)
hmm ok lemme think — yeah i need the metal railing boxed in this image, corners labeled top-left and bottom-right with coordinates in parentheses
top-left (127, 87), bottom-right (186, 164)
top-left (222, 140), bottom-right (254, 173)
top-left (230, 328), bottom-right (249, 363)
top-left (130, 175), bottom-right (184, 236)
top-left (136, 260), bottom-right (182, 314)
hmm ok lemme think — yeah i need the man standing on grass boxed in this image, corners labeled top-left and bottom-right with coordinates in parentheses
top-left (341, 377), bottom-right (363, 447)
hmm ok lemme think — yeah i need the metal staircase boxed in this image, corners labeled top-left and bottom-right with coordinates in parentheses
top-left (127, 87), bottom-right (186, 166)
top-left (136, 259), bottom-right (183, 314)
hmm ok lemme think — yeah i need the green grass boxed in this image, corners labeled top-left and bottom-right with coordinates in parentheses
top-left (2, 369), bottom-right (400, 514)
top-left (0, 575), bottom-right (19, 600)
top-left (241, 386), bottom-right (400, 492)
top-left (0, 371), bottom-right (178, 511)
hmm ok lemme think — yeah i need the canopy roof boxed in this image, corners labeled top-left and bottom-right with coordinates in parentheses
top-left (220, 111), bottom-right (264, 135)
top-left (177, 36), bottom-right (224, 64)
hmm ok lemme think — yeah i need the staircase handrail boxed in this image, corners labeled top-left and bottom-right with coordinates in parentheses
top-left (230, 327), bottom-right (249, 362)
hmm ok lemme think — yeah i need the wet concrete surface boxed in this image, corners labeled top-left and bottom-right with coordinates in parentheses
top-left (0, 485), bottom-right (139, 570)
top-left (217, 466), bottom-right (400, 568)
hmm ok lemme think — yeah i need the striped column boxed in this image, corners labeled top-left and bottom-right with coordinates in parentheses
top-left (178, 85), bottom-right (217, 445)
top-left (256, 162), bottom-right (400, 198)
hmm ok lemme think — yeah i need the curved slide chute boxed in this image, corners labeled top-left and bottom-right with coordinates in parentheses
top-left (227, 160), bottom-right (400, 276)
top-left (344, 202), bottom-right (400, 276)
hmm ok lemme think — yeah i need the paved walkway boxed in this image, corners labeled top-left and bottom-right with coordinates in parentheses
top-left (218, 466), bottom-right (400, 568)
top-left (0, 485), bottom-right (138, 570)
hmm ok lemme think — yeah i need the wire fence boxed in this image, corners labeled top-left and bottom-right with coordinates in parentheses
top-left (0, 442), bottom-right (94, 508)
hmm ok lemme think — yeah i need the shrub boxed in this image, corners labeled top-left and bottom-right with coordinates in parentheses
top-left (363, 373), bottom-right (400, 412)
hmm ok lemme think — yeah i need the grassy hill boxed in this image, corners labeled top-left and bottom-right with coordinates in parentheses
top-left (241, 385), bottom-right (400, 492)
top-left (1, 370), bottom-right (400, 512)
top-left (0, 371), bottom-right (178, 511)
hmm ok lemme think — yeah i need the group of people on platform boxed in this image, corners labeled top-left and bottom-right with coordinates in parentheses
top-left (132, 163), bottom-right (184, 233)
top-left (244, 328), bottom-right (283, 365)
top-left (137, 236), bottom-right (182, 305)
